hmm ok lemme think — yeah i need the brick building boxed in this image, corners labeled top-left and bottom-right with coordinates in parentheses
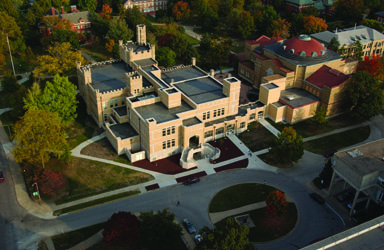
top-left (77, 24), bottom-right (264, 164)
top-left (122, 0), bottom-right (167, 15)
top-left (238, 34), bottom-right (358, 124)
top-left (38, 5), bottom-right (91, 36)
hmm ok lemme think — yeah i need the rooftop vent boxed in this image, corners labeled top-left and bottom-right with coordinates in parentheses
top-left (287, 96), bottom-right (295, 101)
top-left (347, 149), bottom-right (363, 158)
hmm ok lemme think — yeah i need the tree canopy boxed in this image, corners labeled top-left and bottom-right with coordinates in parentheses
top-left (24, 75), bottom-right (78, 123)
top-left (361, 19), bottom-right (384, 32)
top-left (335, 0), bottom-right (364, 24)
top-left (196, 217), bottom-right (254, 250)
top-left (266, 190), bottom-right (288, 217)
top-left (106, 19), bottom-right (133, 44)
top-left (13, 110), bottom-right (68, 168)
top-left (156, 47), bottom-right (177, 67)
top-left (103, 211), bottom-right (140, 246)
top-left (302, 16), bottom-right (327, 34)
top-left (348, 71), bottom-right (384, 120)
top-left (271, 127), bottom-right (304, 164)
top-left (139, 209), bottom-right (183, 250)
top-left (33, 42), bottom-right (84, 78)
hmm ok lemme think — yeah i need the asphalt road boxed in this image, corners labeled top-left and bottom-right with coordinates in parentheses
top-left (0, 146), bottom-right (28, 250)
top-left (17, 169), bottom-right (344, 250)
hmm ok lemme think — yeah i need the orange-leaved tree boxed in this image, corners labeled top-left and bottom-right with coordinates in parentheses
top-left (100, 4), bottom-right (112, 20)
top-left (266, 190), bottom-right (288, 217)
top-left (271, 18), bottom-right (291, 39)
top-left (303, 16), bottom-right (327, 34)
top-left (172, 1), bottom-right (190, 22)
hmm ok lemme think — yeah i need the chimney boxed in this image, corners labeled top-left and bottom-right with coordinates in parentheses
top-left (61, 6), bottom-right (65, 14)
top-left (192, 57), bottom-right (196, 66)
top-left (210, 69), bottom-right (214, 77)
top-left (119, 40), bottom-right (123, 46)
top-left (51, 7), bottom-right (55, 16)
top-left (228, 73), bottom-right (232, 78)
top-left (71, 5), bottom-right (77, 13)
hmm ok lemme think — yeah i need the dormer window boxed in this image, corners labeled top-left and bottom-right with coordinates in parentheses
top-left (312, 52), bottom-right (318, 57)
top-left (320, 50), bottom-right (326, 55)
top-left (289, 49), bottom-right (294, 54)
top-left (300, 51), bottom-right (306, 57)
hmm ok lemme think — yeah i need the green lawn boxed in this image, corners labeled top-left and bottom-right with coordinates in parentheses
top-left (81, 42), bottom-right (113, 62)
top-left (54, 190), bottom-right (140, 216)
top-left (51, 222), bottom-right (105, 250)
top-left (183, 33), bottom-right (200, 45)
top-left (267, 113), bottom-right (365, 138)
top-left (304, 125), bottom-right (371, 154)
top-left (209, 183), bottom-right (277, 213)
top-left (237, 122), bottom-right (275, 152)
top-left (216, 203), bottom-right (298, 242)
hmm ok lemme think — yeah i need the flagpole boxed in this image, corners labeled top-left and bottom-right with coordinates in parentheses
top-left (6, 34), bottom-right (16, 76)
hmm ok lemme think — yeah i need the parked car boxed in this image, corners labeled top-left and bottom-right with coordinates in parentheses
top-left (323, 149), bottom-right (337, 158)
top-left (183, 177), bottom-right (200, 185)
top-left (337, 191), bottom-right (354, 203)
top-left (183, 219), bottom-right (197, 234)
top-left (194, 234), bottom-right (203, 243)
top-left (0, 171), bottom-right (4, 183)
top-left (309, 193), bottom-right (325, 204)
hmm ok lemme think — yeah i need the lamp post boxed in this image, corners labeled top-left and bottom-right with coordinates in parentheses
top-left (6, 34), bottom-right (16, 76)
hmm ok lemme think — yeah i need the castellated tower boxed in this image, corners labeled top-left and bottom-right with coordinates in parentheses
top-left (136, 24), bottom-right (146, 45)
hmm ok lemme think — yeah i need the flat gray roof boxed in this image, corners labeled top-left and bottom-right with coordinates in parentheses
top-left (280, 88), bottom-right (319, 108)
top-left (182, 117), bottom-right (201, 127)
top-left (175, 77), bottom-right (225, 104)
top-left (134, 58), bottom-right (157, 67)
top-left (264, 83), bottom-right (279, 89)
top-left (109, 122), bottom-right (138, 139)
top-left (161, 66), bottom-right (206, 84)
top-left (91, 62), bottom-right (132, 93)
top-left (135, 100), bottom-right (193, 124)
top-left (114, 106), bottom-right (127, 117)
top-left (124, 41), bottom-right (151, 53)
top-left (334, 139), bottom-right (384, 176)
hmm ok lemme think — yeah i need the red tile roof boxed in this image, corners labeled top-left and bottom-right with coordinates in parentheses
top-left (306, 65), bottom-right (350, 88)
top-left (247, 35), bottom-right (278, 48)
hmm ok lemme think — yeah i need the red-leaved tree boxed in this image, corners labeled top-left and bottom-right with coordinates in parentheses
top-left (266, 190), bottom-right (288, 217)
top-left (99, 4), bottom-right (112, 20)
top-left (357, 54), bottom-right (381, 77)
top-left (37, 169), bottom-right (66, 196)
top-left (158, 33), bottom-right (175, 47)
top-left (103, 211), bottom-right (140, 246)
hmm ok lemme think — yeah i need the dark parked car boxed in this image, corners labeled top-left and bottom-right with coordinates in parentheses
top-left (324, 149), bottom-right (337, 158)
top-left (183, 177), bottom-right (200, 185)
top-left (183, 219), bottom-right (197, 234)
top-left (0, 171), bottom-right (4, 183)
top-left (309, 193), bottom-right (325, 204)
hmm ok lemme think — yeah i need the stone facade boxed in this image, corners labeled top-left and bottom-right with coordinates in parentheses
top-left (77, 24), bottom-right (264, 163)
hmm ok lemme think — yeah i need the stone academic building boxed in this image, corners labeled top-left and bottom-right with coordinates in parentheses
top-left (77, 25), bottom-right (264, 164)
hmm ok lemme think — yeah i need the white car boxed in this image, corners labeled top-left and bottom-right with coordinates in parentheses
top-left (195, 234), bottom-right (203, 243)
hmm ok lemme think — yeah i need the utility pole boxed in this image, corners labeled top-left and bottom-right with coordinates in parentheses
top-left (6, 34), bottom-right (16, 76)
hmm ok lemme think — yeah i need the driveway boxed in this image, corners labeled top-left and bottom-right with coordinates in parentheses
top-left (18, 169), bottom-right (344, 250)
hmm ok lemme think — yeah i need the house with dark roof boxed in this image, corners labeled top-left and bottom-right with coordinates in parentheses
top-left (77, 24), bottom-right (264, 164)
top-left (38, 5), bottom-right (91, 36)
top-left (239, 34), bottom-right (357, 124)
top-left (374, 11), bottom-right (384, 26)
top-left (122, 0), bottom-right (167, 14)
top-left (283, 0), bottom-right (335, 15)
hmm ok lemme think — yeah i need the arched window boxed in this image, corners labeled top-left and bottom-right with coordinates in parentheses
top-left (312, 52), bottom-right (318, 57)
top-left (300, 51), bottom-right (306, 57)
top-left (289, 49), bottom-right (294, 54)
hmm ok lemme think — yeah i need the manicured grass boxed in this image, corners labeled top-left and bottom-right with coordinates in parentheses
top-left (46, 157), bottom-right (153, 205)
top-left (304, 125), bottom-right (371, 154)
top-left (51, 222), bottom-right (105, 250)
top-left (81, 42), bottom-right (112, 62)
top-left (113, 154), bottom-right (132, 165)
top-left (237, 122), bottom-right (275, 152)
top-left (258, 153), bottom-right (294, 169)
top-left (183, 33), bottom-right (200, 45)
top-left (267, 113), bottom-right (365, 138)
top-left (53, 190), bottom-right (140, 216)
top-left (209, 183), bottom-right (277, 213)
top-left (230, 40), bottom-right (245, 53)
top-left (65, 121), bottom-right (95, 149)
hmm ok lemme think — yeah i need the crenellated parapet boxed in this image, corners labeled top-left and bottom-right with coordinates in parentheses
top-left (161, 64), bottom-right (192, 73)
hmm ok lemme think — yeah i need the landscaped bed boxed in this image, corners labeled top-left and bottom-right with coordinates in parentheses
top-left (208, 137), bottom-right (244, 163)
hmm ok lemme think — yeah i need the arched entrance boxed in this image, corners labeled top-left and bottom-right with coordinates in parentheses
top-left (189, 135), bottom-right (199, 148)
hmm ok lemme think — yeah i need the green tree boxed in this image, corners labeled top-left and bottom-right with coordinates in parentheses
top-left (33, 42), bottom-right (84, 78)
top-left (256, 5), bottom-right (280, 36)
top-left (124, 6), bottom-right (147, 29)
top-left (311, 106), bottom-right (328, 129)
top-left (1, 73), bottom-right (19, 93)
top-left (139, 209), bottom-right (183, 250)
top-left (78, 0), bottom-right (97, 12)
top-left (328, 37), bottom-right (340, 52)
top-left (301, 6), bottom-right (319, 17)
top-left (24, 75), bottom-right (78, 123)
top-left (271, 127), bottom-right (304, 164)
top-left (348, 71), bottom-right (384, 120)
top-left (90, 12), bottom-right (110, 39)
top-left (107, 19), bottom-right (133, 44)
top-left (238, 11), bottom-right (254, 39)
top-left (0, 0), bottom-right (19, 19)
top-left (156, 47), bottom-right (177, 67)
top-left (361, 19), bottom-right (384, 32)
top-left (335, 0), bottom-right (364, 24)
top-left (41, 29), bottom-right (80, 49)
top-left (13, 110), bottom-right (67, 168)
top-left (196, 218), bottom-right (254, 250)
top-left (352, 40), bottom-right (364, 61)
